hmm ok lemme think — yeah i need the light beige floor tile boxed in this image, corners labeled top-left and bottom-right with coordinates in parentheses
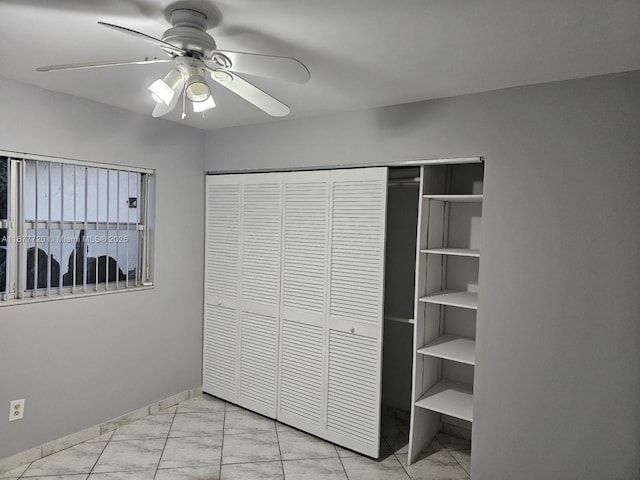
top-left (397, 448), bottom-right (470, 480)
top-left (221, 431), bottom-right (281, 464)
top-left (92, 439), bottom-right (165, 473)
top-left (223, 409), bottom-right (275, 435)
top-left (177, 396), bottom-right (226, 413)
top-left (19, 476), bottom-right (88, 480)
top-left (274, 422), bottom-right (297, 433)
top-left (110, 413), bottom-right (173, 441)
top-left (448, 449), bottom-right (471, 474)
top-left (335, 446), bottom-right (362, 459)
top-left (23, 443), bottom-right (106, 477)
top-left (169, 412), bottom-right (224, 437)
top-left (158, 436), bottom-right (222, 469)
top-left (341, 455), bottom-right (410, 480)
top-left (277, 429), bottom-right (338, 460)
top-left (88, 471), bottom-right (155, 480)
top-left (282, 458), bottom-right (347, 480)
top-left (156, 465), bottom-right (220, 480)
top-left (220, 461), bottom-right (283, 480)
top-left (42, 427), bottom-right (101, 457)
top-left (0, 464), bottom-right (30, 479)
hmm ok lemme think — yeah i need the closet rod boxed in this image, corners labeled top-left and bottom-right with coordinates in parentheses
top-left (206, 156), bottom-right (483, 175)
top-left (388, 177), bottom-right (420, 186)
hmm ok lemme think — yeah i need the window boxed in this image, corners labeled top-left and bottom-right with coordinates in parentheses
top-left (0, 152), bottom-right (154, 303)
top-left (1, 158), bottom-right (7, 295)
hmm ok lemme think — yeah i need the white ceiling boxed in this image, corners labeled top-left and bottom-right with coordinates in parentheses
top-left (1, 0), bottom-right (639, 130)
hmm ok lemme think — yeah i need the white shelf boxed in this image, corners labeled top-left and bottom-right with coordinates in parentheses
top-left (423, 194), bottom-right (483, 203)
top-left (417, 335), bottom-right (475, 365)
top-left (419, 290), bottom-right (478, 310)
top-left (415, 379), bottom-right (473, 422)
top-left (421, 248), bottom-right (480, 257)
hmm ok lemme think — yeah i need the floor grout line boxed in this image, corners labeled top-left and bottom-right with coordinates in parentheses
top-left (273, 419), bottom-right (286, 479)
top-left (446, 448), bottom-right (471, 477)
top-left (151, 406), bottom-right (177, 480)
top-left (84, 432), bottom-right (112, 478)
top-left (217, 404), bottom-right (226, 480)
top-left (334, 443), bottom-right (350, 480)
top-left (386, 435), bottom-right (412, 480)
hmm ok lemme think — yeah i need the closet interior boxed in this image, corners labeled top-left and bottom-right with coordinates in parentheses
top-left (381, 168), bottom-right (419, 416)
top-left (202, 158), bottom-right (483, 462)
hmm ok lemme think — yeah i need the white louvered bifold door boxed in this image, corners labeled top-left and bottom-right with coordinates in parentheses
top-left (325, 167), bottom-right (388, 457)
top-left (237, 173), bottom-right (282, 418)
top-left (204, 175), bottom-right (243, 403)
top-left (277, 171), bottom-right (331, 438)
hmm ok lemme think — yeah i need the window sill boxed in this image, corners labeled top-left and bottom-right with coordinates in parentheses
top-left (0, 283), bottom-right (154, 307)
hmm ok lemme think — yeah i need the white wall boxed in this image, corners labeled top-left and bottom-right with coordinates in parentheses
top-left (0, 77), bottom-right (206, 459)
top-left (206, 71), bottom-right (640, 479)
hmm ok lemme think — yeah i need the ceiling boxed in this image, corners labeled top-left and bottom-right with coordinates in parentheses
top-left (0, 0), bottom-right (639, 130)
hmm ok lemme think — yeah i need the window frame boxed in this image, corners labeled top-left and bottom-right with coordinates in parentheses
top-left (0, 150), bottom-right (155, 305)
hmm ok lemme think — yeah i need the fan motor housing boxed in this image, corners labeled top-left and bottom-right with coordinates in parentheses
top-left (162, 9), bottom-right (217, 58)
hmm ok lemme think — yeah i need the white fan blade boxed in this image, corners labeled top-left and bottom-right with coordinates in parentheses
top-left (207, 70), bottom-right (290, 117)
top-left (206, 51), bottom-right (310, 84)
top-left (98, 21), bottom-right (186, 56)
top-left (152, 76), bottom-right (185, 118)
top-left (36, 57), bottom-right (172, 72)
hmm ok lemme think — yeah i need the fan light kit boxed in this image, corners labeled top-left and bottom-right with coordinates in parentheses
top-left (36, 8), bottom-right (310, 120)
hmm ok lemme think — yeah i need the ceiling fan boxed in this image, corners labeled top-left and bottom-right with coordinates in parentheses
top-left (36, 8), bottom-right (310, 119)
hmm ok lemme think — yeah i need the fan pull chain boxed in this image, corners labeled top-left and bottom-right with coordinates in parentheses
top-left (181, 81), bottom-right (187, 120)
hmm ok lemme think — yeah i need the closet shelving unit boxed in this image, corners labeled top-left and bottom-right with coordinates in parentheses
top-left (408, 159), bottom-right (484, 464)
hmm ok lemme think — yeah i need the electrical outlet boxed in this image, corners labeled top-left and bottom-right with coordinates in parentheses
top-left (9, 399), bottom-right (24, 421)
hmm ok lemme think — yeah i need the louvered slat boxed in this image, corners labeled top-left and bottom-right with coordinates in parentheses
top-left (282, 181), bottom-right (328, 314)
top-left (239, 311), bottom-right (278, 407)
top-left (242, 182), bottom-right (281, 306)
top-left (206, 184), bottom-right (240, 299)
top-left (282, 181), bottom-right (329, 314)
top-left (279, 319), bottom-right (324, 425)
top-left (203, 304), bottom-right (237, 397)
top-left (327, 330), bottom-right (379, 445)
top-left (330, 179), bottom-right (385, 326)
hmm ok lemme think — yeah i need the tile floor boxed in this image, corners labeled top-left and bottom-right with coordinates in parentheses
top-left (0, 394), bottom-right (471, 480)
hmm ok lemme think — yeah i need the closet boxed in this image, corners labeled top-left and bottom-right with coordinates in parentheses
top-left (204, 167), bottom-right (387, 457)
top-left (203, 158), bottom-right (483, 459)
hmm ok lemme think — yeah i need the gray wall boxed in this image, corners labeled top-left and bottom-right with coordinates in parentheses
top-left (0, 77), bottom-right (206, 459)
top-left (207, 71), bottom-right (640, 479)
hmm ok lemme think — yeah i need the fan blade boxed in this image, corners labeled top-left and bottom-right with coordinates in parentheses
top-left (207, 69), bottom-right (290, 117)
top-left (98, 21), bottom-right (186, 56)
top-left (36, 57), bottom-right (173, 72)
top-left (206, 51), bottom-right (310, 84)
